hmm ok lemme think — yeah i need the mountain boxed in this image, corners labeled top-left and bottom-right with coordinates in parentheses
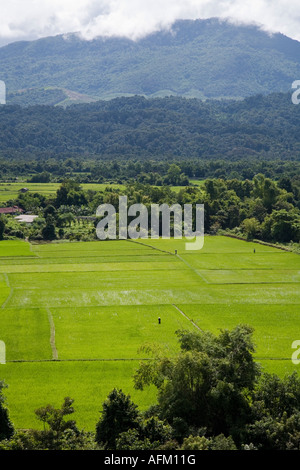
top-left (0, 92), bottom-right (299, 161)
top-left (1, 18), bottom-right (300, 105)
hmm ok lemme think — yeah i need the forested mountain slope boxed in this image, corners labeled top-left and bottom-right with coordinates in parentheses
top-left (0, 93), bottom-right (299, 161)
top-left (1, 18), bottom-right (300, 104)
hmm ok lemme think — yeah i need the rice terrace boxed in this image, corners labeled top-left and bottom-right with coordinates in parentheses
top-left (0, 235), bottom-right (299, 431)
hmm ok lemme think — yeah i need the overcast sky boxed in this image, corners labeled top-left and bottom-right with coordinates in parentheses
top-left (0, 0), bottom-right (300, 46)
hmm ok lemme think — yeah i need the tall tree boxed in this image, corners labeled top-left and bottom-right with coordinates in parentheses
top-left (0, 215), bottom-right (6, 240)
top-left (95, 388), bottom-right (141, 449)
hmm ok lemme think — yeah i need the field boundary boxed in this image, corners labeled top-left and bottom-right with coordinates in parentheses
top-left (46, 308), bottom-right (58, 360)
top-left (6, 357), bottom-right (153, 363)
top-left (6, 355), bottom-right (294, 363)
top-left (176, 253), bottom-right (209, 283)
top-left (173, 304), bottom-right (203, 331)
top-left (125, 238), bottom-right (175, 255)
top-left (222, 233), bottom-right (297, 253)
top-left (1, 286), bottom-right (13, 309)
top-left (3, 273), bottom-right (10, 288)
top-left (29, 243), bottom-right (41, 258)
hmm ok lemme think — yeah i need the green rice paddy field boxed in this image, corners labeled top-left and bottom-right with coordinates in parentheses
top-left (0, 236), bottom-right (299, 431)
top-left (0, 180), bottom-right (204, 203)
top-left (0, 182), bottom-right (122, 203)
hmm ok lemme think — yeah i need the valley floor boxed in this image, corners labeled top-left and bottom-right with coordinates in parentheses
top-left (0, 235), bottom-right (299, 430)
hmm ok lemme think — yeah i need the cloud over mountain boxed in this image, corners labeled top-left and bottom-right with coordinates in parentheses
top-left (1, 0), bottom-right (300, 46)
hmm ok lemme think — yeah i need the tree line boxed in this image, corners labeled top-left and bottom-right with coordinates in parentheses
top-left (1, 157), bottom-right (300, 186)
top-left (1, 173), bottom-right (299, 247)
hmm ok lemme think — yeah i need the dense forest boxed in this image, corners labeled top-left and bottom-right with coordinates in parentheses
top-left (0, 93), bottom-right (299, 162)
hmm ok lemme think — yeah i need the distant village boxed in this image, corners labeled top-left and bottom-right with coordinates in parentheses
top-left (0, 188), bottom-right (38, 224)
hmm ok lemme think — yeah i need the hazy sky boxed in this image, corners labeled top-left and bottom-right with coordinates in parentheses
top-left (0, 0), bottom-right (300, 46)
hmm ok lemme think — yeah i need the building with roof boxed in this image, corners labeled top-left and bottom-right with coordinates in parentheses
top-left (0, 206), bottom-right (24, 215)
top-left (14, 214), bottom-right (38, 224)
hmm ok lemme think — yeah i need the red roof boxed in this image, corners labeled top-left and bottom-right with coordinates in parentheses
top-left (0, 206), bottom-right (24, 214)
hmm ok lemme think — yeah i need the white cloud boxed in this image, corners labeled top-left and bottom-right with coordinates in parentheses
top-left (0, 0), bottom-right (300, 44)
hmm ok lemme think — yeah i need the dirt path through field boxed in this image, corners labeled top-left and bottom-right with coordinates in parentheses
top-left (172, 304), bottom-right (203, 331)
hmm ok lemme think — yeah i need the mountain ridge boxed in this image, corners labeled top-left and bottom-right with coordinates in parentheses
top-left (1, 18), bottom-right (300, 105)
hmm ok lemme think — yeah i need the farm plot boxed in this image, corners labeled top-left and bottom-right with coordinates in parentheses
top-left (133, 235), bottom-right (300, 370)
top-left (0, 240), bottom-right (36, 258)
top-left (0, 236), bottom-right (299, 431)
top-left (0, 361), bottom-right (157, 431)
top-left (51, 304), bottom-right (193, 360)
top-left (0, 182), bottom-right (123, 204)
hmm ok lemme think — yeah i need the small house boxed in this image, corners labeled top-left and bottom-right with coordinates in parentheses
top-left (0, 206), bottom-right (24, 215)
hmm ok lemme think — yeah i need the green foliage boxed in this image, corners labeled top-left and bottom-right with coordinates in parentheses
top-left (28, 171), bottom-right (51, 183)
top-left (95, 389), bottom-right (174, 450)
top-left (115, 429), bottom-right (156, 451)
top-left (262, 209), bottom-right (300, 243)
top-left (132, 328), bottom-right (300, 450)
top-left (180, 434), bottom-right (210, 450)
top-left (165, 164), bottom-right (188, 186)
top-left (35, 397), bottom-right (77, 433)
top-left (209, 434), bottom-right (237, 450)
top-left (245, 411), bottom-right (300, 451)
top-left (251, 372), bottom-right (300, 421)
top-left (26, 397), bottom-right (83, 450)
top-left (253, 174), bottom-right (280, 211)
top-left (0, 380), bottom-right (14, 441)
top-left (0, 92), bottom-right (300, 162)
top-left (55, 180), bottom-right (87, 207)
top-left (95, 389), bottom-right (140, 449)
top-left (41, 221), bottom-right (56, 241)
top-left (241, 218), bottom-right (261, 240)
top-left (180, 433), bottom-right (237, 450)
top-left (3, 215), bottom-right (26, 239)
top-left (1, 156), bottom-right (300, 186)
top-left (0, 397), bottom-right (98, 450)
top-left (2, 171), bottom-right (299, 246)
top-left (43, 205), bottom-right (56, 218)
top-left (141, 416), bottom-right (173, 444)
top-left (134, 325), bottom-right (260, 442)
top-left (0, 215), bottom-right (6, 240)
top-left (16, 192), bottom-right (46, 212)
